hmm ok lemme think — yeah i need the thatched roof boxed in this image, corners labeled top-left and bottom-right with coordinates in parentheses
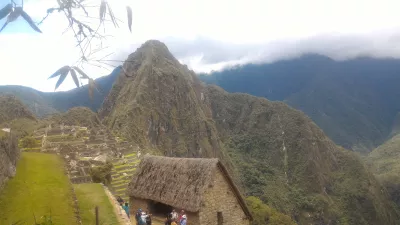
top-left (126, 156), bottom-right (252, 220)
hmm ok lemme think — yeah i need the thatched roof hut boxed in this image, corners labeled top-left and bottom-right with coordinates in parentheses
top-left (127, 155), bottom-right (252, 225)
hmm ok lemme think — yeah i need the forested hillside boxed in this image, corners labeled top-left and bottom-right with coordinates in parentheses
top-left (200, 55), bottom-right (400, 152)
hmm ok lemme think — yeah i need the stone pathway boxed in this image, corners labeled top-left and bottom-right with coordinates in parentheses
top-left (103, 185), bottom-right (131, 225)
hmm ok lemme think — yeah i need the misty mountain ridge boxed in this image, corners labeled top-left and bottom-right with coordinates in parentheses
top-left (199, 54), bottom-right (400, 152)
top-left (3, 53), bottom-right (400, 153)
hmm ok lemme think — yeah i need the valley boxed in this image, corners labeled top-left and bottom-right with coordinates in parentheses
top-left (0, 40), bottom-right (400, 225)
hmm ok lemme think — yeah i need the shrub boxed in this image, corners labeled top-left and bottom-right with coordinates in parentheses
top-left (246, 196), bottom-right (296, 225)
top-left (90, 162), bottom-right (113, 185)
top-left (21, 136), bottom-right (37, 148)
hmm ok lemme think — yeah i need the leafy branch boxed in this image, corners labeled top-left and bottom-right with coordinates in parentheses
top-left (0, 0), bottom-right (133, 98)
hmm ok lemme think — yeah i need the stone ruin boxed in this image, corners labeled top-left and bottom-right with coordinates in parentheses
top-left (32, 124), bottom-right (139, 185)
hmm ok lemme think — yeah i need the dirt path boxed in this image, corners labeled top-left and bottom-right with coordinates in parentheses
top-left (103, 185), bottom-right (131, 225)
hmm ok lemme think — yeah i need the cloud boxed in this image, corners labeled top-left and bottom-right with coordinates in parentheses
top-left (2, 0), bottom-right (400, 91)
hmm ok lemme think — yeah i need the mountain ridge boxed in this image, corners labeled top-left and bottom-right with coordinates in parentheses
top-left (199, 55), bottom-right (400, 152)
top-left (98, 40), bottom-right (400, 224)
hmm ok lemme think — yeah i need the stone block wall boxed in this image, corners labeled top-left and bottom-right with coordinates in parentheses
top-left (199, 168), bottom-right (250, 225)
top-left (0, 134), bottom-right (20, 191)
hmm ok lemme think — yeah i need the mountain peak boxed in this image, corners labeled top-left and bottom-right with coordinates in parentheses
top-left (127, 40), bottom-right (177, 64)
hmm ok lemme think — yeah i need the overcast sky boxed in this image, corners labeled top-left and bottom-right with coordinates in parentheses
top-left (1, 0), bottom-right (400, 92)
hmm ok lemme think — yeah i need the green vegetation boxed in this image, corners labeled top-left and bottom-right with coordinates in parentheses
top-left (0, 152), bottom-right (77, 224)
top-left (246, 196), bottom-right (296, 225)
top-left (110, 153), bottom-right (140, 200)
top-left (207, 85), bottom-right (400, 224)
top-left (200, 56), bottom-right (400, 152)
top-left (20, 136), bottom-right (38, 148)
top-left (368, 134), bottom-right (400, 207)
top-left (74, 183), bottom-right (119, 225)
top-left (90, 162), bottom-right (113, 185)
top-left (47, 107), bottom-right (101, 128)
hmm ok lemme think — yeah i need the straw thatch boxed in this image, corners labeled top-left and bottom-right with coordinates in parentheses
top-left (126, 155), bottom-right (251, 218)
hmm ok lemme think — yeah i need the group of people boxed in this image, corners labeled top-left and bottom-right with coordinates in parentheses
top-left (117, 196), bottom-right (130, 219)
top-left (117, 196), bottom-right (187, 225)
top-left (135, 208), bottom-right (153, 225)
top-left (165, 209), bottom-right (187, 225)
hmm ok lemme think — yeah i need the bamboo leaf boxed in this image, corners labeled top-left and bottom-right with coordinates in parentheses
top-left (0, 21), bottom-right (9, 33)
top-left (70, 69), bottom-right (80, 88)
top-left (72, 66), bottom-right (90, 79)
top-left (48, 66), bottom-right (70, 79)
top-left (8, 7), bottom-right (22, 23)
top-left (55, 70), bottom-right (69, 90)
top-left (106, 2), bottom-right (118, 27)
top-left (20, 10), bottom-right (42, 33)
top-left (0, 4), bottom-right (12, 21)
top-left (99, 0), bottom-right (106, 22)
top-left (126, 6), bottom-right (132, 32)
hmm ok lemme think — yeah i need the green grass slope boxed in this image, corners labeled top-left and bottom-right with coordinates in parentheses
top-left (74, 183), bottom-right (119, 225)
top-left (0, 152), bottom-right (77, 225)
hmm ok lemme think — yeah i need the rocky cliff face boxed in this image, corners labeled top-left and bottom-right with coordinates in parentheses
top-left (100, 40), bottom-right (229, 162)
top-left (100, 40), bottom-right (400, 224)
top-left (0, 134), bottom-right (19, 191)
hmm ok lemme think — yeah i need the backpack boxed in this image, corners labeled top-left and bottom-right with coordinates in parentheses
top-left (135, 212), bottom-right (141, 221)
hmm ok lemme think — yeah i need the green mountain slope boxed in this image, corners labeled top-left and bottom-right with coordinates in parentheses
top-left (46, 107), bottom-right (102, 128)
top-left (368, 134), bottom-right (400, 207)
top-left (0, 95), bottom-right (36, 125)
top-left (200, 56), bottom-right (400, 152)
top-left (207, 85), bottom-right (399, 224)
top-left (100, 40), bottom-right (400, 224)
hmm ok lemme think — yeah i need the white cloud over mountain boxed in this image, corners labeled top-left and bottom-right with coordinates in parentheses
top-left (1, 0), bottom-right (400, 91)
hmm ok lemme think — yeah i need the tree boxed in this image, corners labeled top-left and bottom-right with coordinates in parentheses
top-left (20, 136), bottom-right (37, 148)
top-left (90, 162), bottom-right (113, 185)
top-left (246, 196), bottom-right (296, 225)
top-left (0, 0), bottom-right (133, 98)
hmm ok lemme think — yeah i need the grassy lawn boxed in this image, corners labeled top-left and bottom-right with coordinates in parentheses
top-left (0, 152), bottom-right (77, 225)
top-left (74, 183), bottom-right (120, 225)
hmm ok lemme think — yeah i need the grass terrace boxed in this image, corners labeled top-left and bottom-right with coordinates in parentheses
top-left (0, 152), bottom-right (77, 224)
top-left (74, 183), bottom-right (120, 225)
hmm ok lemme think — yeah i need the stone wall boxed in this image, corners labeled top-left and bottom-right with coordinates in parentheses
top-left (0, 134), bottom-right (20, 191)
top-left (199, 168), bottom-right (250, 225)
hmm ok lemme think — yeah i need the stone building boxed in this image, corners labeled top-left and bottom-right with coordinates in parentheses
top-left (126, 156), bottom-right (252, 225)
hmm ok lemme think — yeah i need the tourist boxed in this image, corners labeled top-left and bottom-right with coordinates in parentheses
top-left (164, 213), bottom-right (172, 225)
top-left (139, 211), bottom-right (148, 225)
top-left (146, 212), bottom-right (152, 225)
top-left (180, 214), bottom-right (187, 225)
top-left (135, 209), bottom-right (143, 225)
top-left (117, 196), bottom-right (124, 206)
top-left (178, 210), bottom-right (184, 222)
top-left (170, 209), bottom-right (178, 221)
top-left (122, 202), bottom-right (130, 218)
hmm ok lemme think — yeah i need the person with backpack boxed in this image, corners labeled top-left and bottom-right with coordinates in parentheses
top-left (122, 202), bottom-right (130, 218)
top-left (135, 209), bottom-right (143, 225)
top-left (139, 211), bottom-right (148, 225)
